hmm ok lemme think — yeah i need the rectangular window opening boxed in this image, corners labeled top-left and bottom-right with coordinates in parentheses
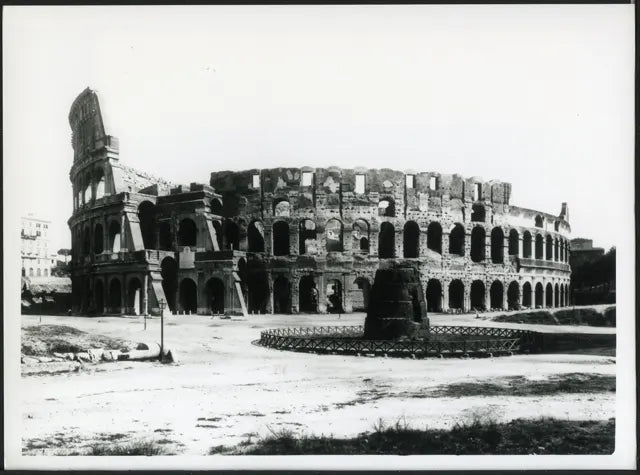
top-left (355, 175), bottom-right (366, 194)
top-left (302, 172), bottom-right (313, 187)
top-left (474, 183), bottom-right (482, 201)
top-left (429, 176), bottom-right (437, 191)
top-left (252, 174), bottom-right (260, 188)
top-left (405, 175), bottom-right (414, 189)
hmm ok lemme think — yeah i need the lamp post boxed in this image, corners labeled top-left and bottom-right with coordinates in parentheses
top-left (158, 298), bottom-right (166, 362)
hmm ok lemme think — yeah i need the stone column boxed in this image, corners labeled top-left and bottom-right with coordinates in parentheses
top-left (120, 214), bottom-right (127, 253)
top-left (419, 230), bottom-right (428, 258)
top-left (540, 284), bottom-right (546, 308)
top-left (463, 282), bottom-right (470, 312)
top-left (290, 225), bottom-right (299, 256)
top-left (484, 282), bottom-right (491, 311)
top-left (484, 232), bottom-right (491, 262)
top-left (441, 280), bottom-right (449, 311)
top-left (503, 235), bottom-right (509, 264)
top-left (267, 273), bottom-right (274, 315)
top-left (343, 273), bottom-right (353, 313)
top-left (197, 271), bottom-right (206, 315)
top-left (463, 232), bottom-right (471, 258)
top-left (317, 272), bottom-right (327, 313)
top-left (502, 281), bottom-right (508, 310)
top-left (518, 237), bottom-right (524, 258)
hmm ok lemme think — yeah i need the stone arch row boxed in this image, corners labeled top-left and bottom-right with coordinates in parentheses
top-left (73, 164), bottom-right (108, 211)
top-left (73, 216), bottom-right (123, 258)
top-left (23, 267), bottom-right (50, 277)
top-left (424, 278), bottom-right (571, 312)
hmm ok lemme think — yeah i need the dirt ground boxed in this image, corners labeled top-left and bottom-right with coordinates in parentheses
top-left (21, 312), bottom-right (616, 456)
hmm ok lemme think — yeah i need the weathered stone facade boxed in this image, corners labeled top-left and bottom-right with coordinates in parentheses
top-left (69, 88), bottom-right (572, 316)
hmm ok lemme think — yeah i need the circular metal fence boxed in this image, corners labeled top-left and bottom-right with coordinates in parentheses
top-left (258, 325), bottom-right (537, 358)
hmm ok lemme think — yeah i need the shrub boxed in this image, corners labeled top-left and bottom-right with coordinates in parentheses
top-left (88, 440), bottom-right (165, 456)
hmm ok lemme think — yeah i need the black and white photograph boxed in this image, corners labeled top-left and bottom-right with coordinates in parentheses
top-left (3, 4), bottom-right (635, 470)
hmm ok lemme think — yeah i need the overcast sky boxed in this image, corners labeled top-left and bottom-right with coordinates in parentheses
top-left (3, 5), bottom-right (634, 253)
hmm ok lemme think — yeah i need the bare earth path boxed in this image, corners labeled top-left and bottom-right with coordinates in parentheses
top-left (21, 313), bottom-right (615, 455)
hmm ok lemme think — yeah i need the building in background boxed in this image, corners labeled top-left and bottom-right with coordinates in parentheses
top-left (569, 238), bottom-right (605, 269)
top-left (21, 214), bottom-right (57, 277)
top-left (570, 238), bottom-right (615, 305)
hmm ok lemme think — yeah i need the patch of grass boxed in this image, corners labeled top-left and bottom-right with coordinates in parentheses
top-left (215, 417), bottom-right (614, 455)
top-left (87, 439), bottom-right (167, 456)
top-left (427, 373), bottom-right (615, 398)
top-left (21, 324), bottom-right (137, 357)
top-left (493, 311), bottom-right (557, 325)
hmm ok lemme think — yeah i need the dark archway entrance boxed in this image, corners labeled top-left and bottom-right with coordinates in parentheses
top-left (273, 276), bottom-right (291, 314)
top-left (179, 278), bottom-right (198, 314)
top-left (535, 283), bottom-right (544, 308)
top-left (299, 220), bottom-right (317, 255)
top-left (378, 222), bottom-right (395, 258)
top-left (523, 231), bottom-right (532, 258)
top-left (109, 278), bottom-right (121, 313)
top-left (522, 282), bottom-right (532, 308)
top-left (470, 226), bottom-right (486, 262)
top-left (491, 227), bottom-right (504, 264)
top-left (138, 201), bottom-right (157, 249)
top-left (159, 221), bottom-right (172, 250)
top-left (247, 271), bottom-right (269, 314)
top-left (449, 280), bottom-right (464, 310)
top-left (225, 220), bottom-right (239, 250)
top-left (248, 221), bottom-right (265, 252)
top-left (326, 279), bottom-right (343, 313)
top-left (178, 218), bottom-right (197, 247)
top-left (94, 224), bottom-right (104, 254)
top-left (403, 221), bottom-right (420, 258)
top-left (545, 283), bottom-right (553, 308)
top-left (94, 279), bottom-right (104, 314)
top-left (507, 281), bottom-right (520, 310)
top-left (470, 280), bottom-right (485, 311)
top-left (426, 279), bottom-right (442, 312)
top-left (299, 276), bottom-right (318, 312)
top-left (490, 281), bottom-right (504, 310)
top-left (449, 224), bottom-right (465, 256)
top-left (273, 221), bottom-right (290, 256)
top-left (205, 278), bottom-right (225, 314)
top-left (427, 222), bottom-right (442, 254)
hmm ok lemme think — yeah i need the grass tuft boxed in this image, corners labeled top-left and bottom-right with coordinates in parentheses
top-left (87, 439), bottom-right (166, 456)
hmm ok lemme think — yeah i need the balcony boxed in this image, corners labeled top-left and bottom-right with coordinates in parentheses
top-left (518, 257), bottom-right (570, 272)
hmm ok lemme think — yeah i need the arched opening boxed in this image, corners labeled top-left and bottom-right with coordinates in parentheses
top-left (83, 180), bottom-right (91, 204)
top-left (554, 238), bottom-right (559, 261)
top-left (273, 198), bottom-right (290, 217)
top-left (179, 278), bottom-right (198, 314)
top-left (127, 278), bottom-right (142, 315)
top-left (507, 281), bottom-right (520, 310)
top-left (378, 198), bottom-right (395, 217)
top-left (490, 281), bottom-right (504, 310)
top-left (44, 269), bottom-right (49, 277)
top-left (508, 229), bottom-right (519, 256)
top-left (378, 222), bottom-right (395, 258)
top-left (326, 279), bottom-right (343, 313)
top-left (352, 220), bottom-right (370, 253)
top-left (491, 227), bottom-right (504, 264)
top-left (352, 277), bottom-right (371, 311)
top-left (212, 221), bottom-right (223, 250)
top-left (426, 279), bottom-right (442, 312)
top-left (560, 240), bottom-right (565, 262)
top-left (273, 276), bottom-right (291, 314)
top-left (29, 268), bottom-right (34, 277)
top-left (535, 215), bottom-right (543, 228)
top-left (94, 224), bottom-right (104, 254)
top-left (160, 256), bottom-right (178, 312)
top-left (545, 235), bottom-right (553, 261)
top-left (138, 201), bottom-right (157, 249)
top-left (82, 228), bottom-right (91, 256)
top-left (427, 222), bottom-right (442, 254)
top-left (470, 226), bottom-right (486, 262)
top-left (248, 221), bottom-right (265, 252)
top-left (470, 280), bottom-right (485, 311)
top-left (178, 218), bottom-right (197, 247)
top-left (299, 276), bottom-right (318, 312)
top-left (535, 234), bottom-right (544, 259)
top-left (554, 283), bottom-right (560, 307)
top-left (272, 221), bottom-right (290, 256)
top-left (449, 223), bottom-right (465, 256)
top-left (523, 231), bottom-right (532, 258)
top-left (247, 271), bottom-right (269, 314)
top-left (403, 221), bottom-right (420, 258)
top-left (94, 168), bottom-right (106, 199)
top-left (545, 283), bottom-right (553, 308)
top-left (535, 283), bottom-right (544, 308)
top-left (210, 198), bottom-right (223, 216)
top-left (471, 204), bottom-right (485, 222)
top-left (522, 282), bottom-right (532, 308)
top-left (205, 278), bottom-right (225, 314)
top-left (37, 268), bottom-right (41, 277)
top-left (298, 220), bottom-right (317, 255)
top-left (224, 220), bottom-right (239, 250)
top-left (109, 221), bottom-right (120, 252)
top-left (158, 221), bottom-right (172, 250)
top-left (325, 219), bottom-right (343, 252)
top-left (109, 278), bottom-right (122, 313)
top-left (94, 280), bottom-right (104, 314)
top-left (448, 280), bottom-right (464, 310)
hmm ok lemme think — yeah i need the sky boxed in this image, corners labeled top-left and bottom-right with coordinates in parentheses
top-left (3, 5), bottom-right (634, 253)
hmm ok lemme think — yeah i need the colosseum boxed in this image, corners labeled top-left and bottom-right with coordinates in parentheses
top-left (68, 88), bottom-right (572, 316)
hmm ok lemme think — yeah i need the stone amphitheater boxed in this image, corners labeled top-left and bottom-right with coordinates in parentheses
top-left (68, 88), bottom-right (571, 317)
